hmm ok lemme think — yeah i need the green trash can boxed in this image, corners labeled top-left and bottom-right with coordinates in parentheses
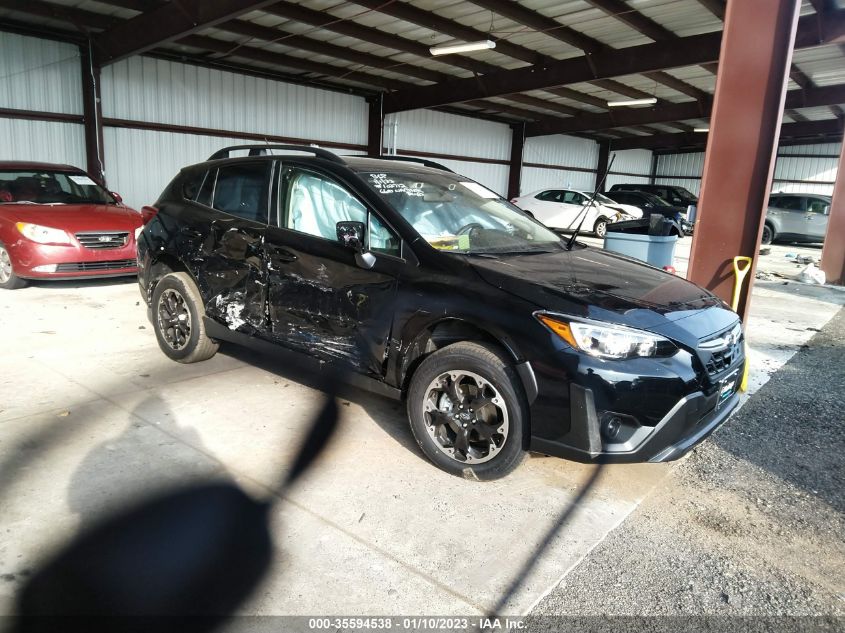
top-left (603, 217), bottom-right (679, 268)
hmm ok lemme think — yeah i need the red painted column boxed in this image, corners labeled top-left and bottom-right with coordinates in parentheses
top-left (820, 136), bottom-right (845, 285)
top-left (687, 0), bottom-right (801, 320)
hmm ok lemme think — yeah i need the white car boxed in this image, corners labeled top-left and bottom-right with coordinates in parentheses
top-left (511, 188), bottom-right (642, 237)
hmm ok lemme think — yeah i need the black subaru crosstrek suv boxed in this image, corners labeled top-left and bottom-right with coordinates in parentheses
top-left (137, 145), bottom-right (745, 480)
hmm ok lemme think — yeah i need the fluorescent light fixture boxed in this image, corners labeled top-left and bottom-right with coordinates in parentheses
top-left (430, 40), bottom-right (496, 56)
top-left (606, 97), bottom-right (658, 107)
top-left (694, 127), bottom-right (710, 132)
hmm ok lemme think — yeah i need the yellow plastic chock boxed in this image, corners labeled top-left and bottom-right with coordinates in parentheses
top-left (732, 256), bottom-right (753, 392)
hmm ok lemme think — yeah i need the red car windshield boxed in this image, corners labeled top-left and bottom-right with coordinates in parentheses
top-left (0, 170), bottom-right (115, 205)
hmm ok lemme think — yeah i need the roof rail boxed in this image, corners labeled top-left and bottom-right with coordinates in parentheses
top-left (371, 155), bottom-right (454, 173)
top-left (208, 144), bottom-right (346, 164)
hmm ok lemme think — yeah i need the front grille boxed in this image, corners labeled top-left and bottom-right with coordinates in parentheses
top-left (75, 231), bottom-right (129, 249)
top-left (699, 323), bottom-right (744, 377)
top-left (56, 259), bottom-right (137, 272)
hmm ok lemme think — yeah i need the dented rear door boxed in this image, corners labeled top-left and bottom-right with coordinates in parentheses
top-left (193, 161), bottom-right (272, 335)
top-left (263, 164), bottom-right (400, 378)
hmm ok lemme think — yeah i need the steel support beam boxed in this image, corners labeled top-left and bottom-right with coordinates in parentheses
top-left (507, 123), bottom-right (525, 200)
top-left (607, 119), bottom-right (844, 151)
top-left (92, 0), bottom-right (278, 65)
top-left (820, 135), bottom-right (845, 284)
top-left (80, 43), bottom-right (105, 184)
top-left (687, 0), bottom-right (801, 320)
top-left (595, 141), bottom-right (610, 190)
top-left (526, 84), bottom-right (845, 136)
top-left (367, 96), bottom-right (383, 157)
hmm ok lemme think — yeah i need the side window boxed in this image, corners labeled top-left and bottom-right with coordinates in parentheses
top-left (807, 199), bottom-right (830, 214)
top-left (562, 191), bottom-right (584, 204)
top-left (211, 162), bottom-right (270, 223)
top-left (286, 170), bottom-right (367, 241)
top-left (368, 213), bottom-right (400, 257)
top-left (773, 196), bottom-right (804, 211)
top-left (195, 169), bottom-right (215, 207)
top-left (182, 170), bottom-right (204, 201)
top-left (535, 190), bottom-right (557, 202)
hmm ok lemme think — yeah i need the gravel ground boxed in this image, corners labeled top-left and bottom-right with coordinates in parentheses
top-left (528, 309), bottom-right (844, 629)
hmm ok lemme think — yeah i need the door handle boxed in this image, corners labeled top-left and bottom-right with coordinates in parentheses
top-left (180, 227), bottom-right (203, 238)
top-left (270, 249), bottom-right (297, 264)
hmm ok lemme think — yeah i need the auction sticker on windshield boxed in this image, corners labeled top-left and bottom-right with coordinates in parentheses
top-left (68, 175), bottom-right (97, 186)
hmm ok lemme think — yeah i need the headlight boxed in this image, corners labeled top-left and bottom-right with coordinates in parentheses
top-left (16, 222), bottom-right (73, 245)
top-left (536, 313), bottom-right (677, 360)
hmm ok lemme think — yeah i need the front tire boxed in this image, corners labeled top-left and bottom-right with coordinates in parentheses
top-left (0, 245), bottom-right (27, 289)
top-left (407, 342), bottom-right (527, 480)
top-left (761, 224), bottom-right (774, 245)
top-left (151, 272), bottom-right (219, 363)
top-left (593, 218), bottom-right (608, 238)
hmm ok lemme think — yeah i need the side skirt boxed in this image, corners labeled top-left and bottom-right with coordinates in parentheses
top-left (203, 317), bottom-right (403, 401)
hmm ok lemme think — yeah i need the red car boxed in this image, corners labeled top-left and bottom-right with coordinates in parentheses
top-left (0, 162), bottom-right (143, 289)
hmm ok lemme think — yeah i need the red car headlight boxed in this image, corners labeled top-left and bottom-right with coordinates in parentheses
top-left (16, 222), bottom-right (73, 246)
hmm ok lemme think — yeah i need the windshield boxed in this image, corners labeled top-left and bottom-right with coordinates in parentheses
top-left (0, 170), bottom-right (115, 205)
top-left (363, 171), bottom-right (563, 254)
top-left (594, 193), bottom-right (616, 205)
top-left (642, 192), bottom-right (671, 206)
top-left (673, 187), bottom-right (697, 203)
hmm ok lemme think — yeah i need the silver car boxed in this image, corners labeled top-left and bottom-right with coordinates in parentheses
top-left (763, 193), bottom-right (831, 244)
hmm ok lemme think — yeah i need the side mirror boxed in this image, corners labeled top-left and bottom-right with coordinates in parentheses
top-left (111, 192), bottom-right (123, 204)
top-left (336, 221), bottom-right (375, 269)
top-left (336, 221), bottom-right (365, 251)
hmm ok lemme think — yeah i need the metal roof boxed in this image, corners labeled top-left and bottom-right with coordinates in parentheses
top-left (0, 0), bottom-right (842, 150)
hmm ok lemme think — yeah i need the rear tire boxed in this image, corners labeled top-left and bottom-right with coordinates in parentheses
top-left (407, 342), bottom-right (527, 481)
top-left (0, 245), bottom-right (26, 289)
top-left (593, 218), bottom-right (608, 238)
top-left (761, 224), bottom-right (774, 245)
top-left (151, 272), bottom-right (219, 363)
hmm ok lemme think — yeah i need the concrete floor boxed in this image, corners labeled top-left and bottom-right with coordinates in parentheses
top-left (1, 249), bottom-right (843, 617)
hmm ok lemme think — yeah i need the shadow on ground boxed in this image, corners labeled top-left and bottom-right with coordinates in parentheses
top-left (66, 395), bottom-right (229, 528)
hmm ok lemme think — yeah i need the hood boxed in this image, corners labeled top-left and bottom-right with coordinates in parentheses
top-left (1, 203), bottom-right (142, 232)
top-left (469, 245), bottom-right (728, 332)
top-left (603, 203), bottom-right (643, 218)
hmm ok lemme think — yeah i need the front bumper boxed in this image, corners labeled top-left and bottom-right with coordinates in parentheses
top-left (526, 344), bottom-right (745, 463)
top-left (10, 237), bottom-right (138, 279)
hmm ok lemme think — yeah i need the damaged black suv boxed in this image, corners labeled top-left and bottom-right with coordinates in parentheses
top-left (138, 145), bottom-right (745, 480)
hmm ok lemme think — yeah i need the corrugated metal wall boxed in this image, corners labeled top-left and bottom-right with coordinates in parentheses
top-left (521, 134), bottom-right (598, 194)
top-left (100, 57), bottom-right (368, 145)
top-left (773, 143), bottom-right (840, 195)
top-left (0, 32), bottom-right (85, 166)
top-left (0, 119), bottom-right (86, 167)
top-left (655, 152), bottom-right (705, 195)
top-left (655, 143), bottom-right (841, 196)
top-left (100, 57), bottom-right (370, 207)
top-left (384, 109), bottom-right (511, 195)
top-left (606, 149), bottom-right (652, 189)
